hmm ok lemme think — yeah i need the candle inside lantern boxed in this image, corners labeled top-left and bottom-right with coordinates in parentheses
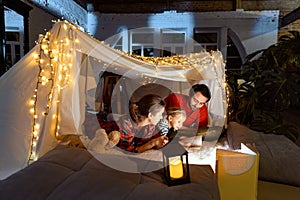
top-left (169, 156), bottom-right (183, 179)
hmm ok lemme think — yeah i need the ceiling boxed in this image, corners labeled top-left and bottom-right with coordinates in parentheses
top-left (85, 0), bottom-right (237, 13)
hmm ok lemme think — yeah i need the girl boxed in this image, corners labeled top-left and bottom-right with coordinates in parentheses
top-left (156, 107), bottom-right (187, 141)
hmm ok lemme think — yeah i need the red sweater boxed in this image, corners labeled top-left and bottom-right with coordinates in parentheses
top-left (164, 93), bottom-right (208, 128)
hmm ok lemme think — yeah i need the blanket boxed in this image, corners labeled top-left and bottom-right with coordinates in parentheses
top-left (0, 145), bottom-right (220, 200)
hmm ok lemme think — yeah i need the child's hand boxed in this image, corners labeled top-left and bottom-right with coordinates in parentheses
top-left (153, 135), bottom-right (169, 149)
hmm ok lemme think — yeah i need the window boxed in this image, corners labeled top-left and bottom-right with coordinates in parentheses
top-left (114, 38), bottom-right (123, 51)
top-left (226, 36), bottom-right (242, 69)
top-left (193, 28), bottom-right (220, 52)
top-left (128, 28), bottom-right (186, 57)
top-left (130, 30), bottom-right (154, 57)
top-left (4, 7), bottom-right (25, 70)
top-left (1, 1), bottom-right (31, 75)
top-left (5, 30), bottom-right (23, 70)
top-left (113, 28), bottom-right (228, 58)
top-left (161, 29), bottom-right (186, 56)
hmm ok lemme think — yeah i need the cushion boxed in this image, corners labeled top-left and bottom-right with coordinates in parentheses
top-left (226, 121), bottom-right (300, 187)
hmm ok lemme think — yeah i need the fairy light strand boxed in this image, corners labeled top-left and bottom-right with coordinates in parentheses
top-left (28, 20), bottom-right (76, 164)
top-left (27, 20), bottom-right (226, 163)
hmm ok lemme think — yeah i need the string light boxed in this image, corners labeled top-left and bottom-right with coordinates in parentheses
top-left (27, 20), bottom-right (76, 164)
top-left (27, 19), bottom-right (227, 164)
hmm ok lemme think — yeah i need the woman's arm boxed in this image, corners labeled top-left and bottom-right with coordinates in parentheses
top-left (135, 135), bottom-right (168, 153)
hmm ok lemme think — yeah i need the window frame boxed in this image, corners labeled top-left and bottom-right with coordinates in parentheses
top-left (193, 28), bottom-right (221, 52)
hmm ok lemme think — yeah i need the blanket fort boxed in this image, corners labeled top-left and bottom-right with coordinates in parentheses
top-left (0, 20), bottom-right (226, 179)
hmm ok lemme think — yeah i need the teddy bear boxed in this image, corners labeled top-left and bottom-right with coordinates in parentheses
top-left (81, 129), bottom-right (120, 153)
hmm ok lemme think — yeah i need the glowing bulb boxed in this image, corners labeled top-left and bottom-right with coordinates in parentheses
top-left (41, 44), bottom-right (48, 50)
top-left (65, 38), bottom-right (69, 45)
top-left (29, 100), bottom-right (35, 105)
top-left (31, 152), bottom-right (36, 158)
top-left (35, 123), bottom-right (40, 130)
top-left (33, 131), bottom-right (38, 137)
top-left (34, 54), bottom-right (39, 59)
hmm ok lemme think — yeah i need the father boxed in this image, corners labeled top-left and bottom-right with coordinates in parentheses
top-left (164, 84), bottom-right (211, 129)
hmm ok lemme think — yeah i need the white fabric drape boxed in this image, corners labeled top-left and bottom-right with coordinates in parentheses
top-left (0, 21), bottom-right (226, 180)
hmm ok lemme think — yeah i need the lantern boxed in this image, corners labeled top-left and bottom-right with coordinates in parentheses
top-left (162, 141), bottom-right (190, 186)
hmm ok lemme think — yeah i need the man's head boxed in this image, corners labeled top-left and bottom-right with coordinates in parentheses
top-left (189, 84), bottom-right (211, 111)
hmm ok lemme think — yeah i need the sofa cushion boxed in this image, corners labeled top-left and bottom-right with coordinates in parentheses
top-left (226, 121), bottom-right (300, 187)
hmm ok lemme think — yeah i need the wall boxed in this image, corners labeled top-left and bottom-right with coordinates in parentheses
top-left (4, 0), bottom-right (295, 56)
top-left (25, 0), bottom-right (87, 28)
top-left (88, 10), bottom-right (279, 57)
top-left (88, 0), bottom-right (299, 37)
top-left (23, 0), bottom-right (88, 48)
top-left (28, 6), bottom-right (58, 49)
top-left (238, 0), bottom-right (300, 37)
top-left (6, 0), bottom-right (298, 51)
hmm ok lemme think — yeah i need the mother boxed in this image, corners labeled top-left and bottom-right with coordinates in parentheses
top-left (117, 94), bottom-right (168, 153)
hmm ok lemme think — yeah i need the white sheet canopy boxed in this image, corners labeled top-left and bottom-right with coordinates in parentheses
top-left (0, 21), bottom-right (226, 179)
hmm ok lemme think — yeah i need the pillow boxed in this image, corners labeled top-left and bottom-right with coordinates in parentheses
top-left (226, 121), bottom-right (300, 187)
top-left (226, 121), bottom-right (262, 149)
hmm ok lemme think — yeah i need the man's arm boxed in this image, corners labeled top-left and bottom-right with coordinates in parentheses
top-left (198, 105), bottom-right (208, 128)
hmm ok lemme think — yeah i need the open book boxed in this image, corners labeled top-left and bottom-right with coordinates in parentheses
top-left (179, 135), bottom-right (203, 147)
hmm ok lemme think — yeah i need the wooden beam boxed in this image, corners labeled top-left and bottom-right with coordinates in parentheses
top-left (89, 0), bottom-right (235, 13)
top-left (3, 0), bottom-right (32, 16)
top-left (279, 7), bottom-right (300, 28)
